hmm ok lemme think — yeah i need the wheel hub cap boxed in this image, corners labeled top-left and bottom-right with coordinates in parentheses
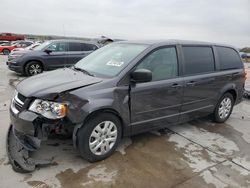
top-left (29, 64), bottom-right (42, 75)
top-left (89, 121), bottom-right (117, 155)
top-left (218, 97), bottom-right (232, 119)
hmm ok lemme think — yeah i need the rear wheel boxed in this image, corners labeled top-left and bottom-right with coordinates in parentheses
top-left (77, 113), bottom-right (121, 162)
top-left (25, 61), bottom-right (43, 76)
top-left (213, 93), bottom-right (234, 123)
top-left (3, 49), bottom-right (10, 55)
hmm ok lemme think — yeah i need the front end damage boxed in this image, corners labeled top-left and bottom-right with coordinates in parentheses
top-left (7, 92), bottom-right (74, 173)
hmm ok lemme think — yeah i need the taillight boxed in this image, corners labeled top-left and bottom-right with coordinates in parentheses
top-left (244, 69), bottom-right (247, 81)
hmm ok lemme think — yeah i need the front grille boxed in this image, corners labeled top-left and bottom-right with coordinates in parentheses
top-left (17, 93), bottom-right (26, 103)
top-left (11, 92), bottom-right (26, 114)
top-left (14, 102), bottom-right (22, 111)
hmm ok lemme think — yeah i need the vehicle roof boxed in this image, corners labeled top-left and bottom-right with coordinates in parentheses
top-left (117, 39), bottom-right (236, 49)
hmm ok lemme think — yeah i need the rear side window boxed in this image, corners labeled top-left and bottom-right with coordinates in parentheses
top-left (183, 46), bottom-right (215, 75)
top-left (68, 42), bottom-right (98, 51)
top-left (216, 47), bottom-right (243, 70)
top-left (81, 43), bottom-right (98, 51)
top-left (69, 42), bottom-right (81, 51)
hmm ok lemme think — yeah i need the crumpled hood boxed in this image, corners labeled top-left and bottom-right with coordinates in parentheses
top-left (17, 68), bottom-right (103, 98)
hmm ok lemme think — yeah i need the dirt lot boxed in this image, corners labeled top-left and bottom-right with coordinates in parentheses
top-left (0, 55), bottom-right (250, 188)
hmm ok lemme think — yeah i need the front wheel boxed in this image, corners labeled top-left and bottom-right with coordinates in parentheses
top-left (213, 93), bottom-right (234, 123)
top-left (25, 61), bottom-right (43, 76)
top-left (76, 113), bottom-right (122, 162)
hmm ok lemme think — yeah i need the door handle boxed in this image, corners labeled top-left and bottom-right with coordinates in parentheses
top-left (186, 81), bottom-right (196, 86)
top-left (171, 83), bottom-right (182, 88)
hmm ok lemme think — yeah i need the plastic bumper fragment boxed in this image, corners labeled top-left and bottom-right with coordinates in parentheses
top-left (6, 125), bottom-right (55, 173)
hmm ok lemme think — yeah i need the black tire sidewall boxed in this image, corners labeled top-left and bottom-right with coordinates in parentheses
top-left (214, 93), bottom-right (234, 123)
top-left (25, 61), bottom-right (43, 76)
top-left (76, 113), bottom-right (122, 162)
top-left (3, 49), bottom-right (10, 55)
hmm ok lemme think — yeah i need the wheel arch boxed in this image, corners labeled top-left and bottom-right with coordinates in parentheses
top-left (72, 108), bottom-right (127, 149)
top-left (226, 89), bottom-right (237, 102)
top-left (83, 108), bottom-right (125, 136)
top-left (218, 83), bottom-right (238, 102)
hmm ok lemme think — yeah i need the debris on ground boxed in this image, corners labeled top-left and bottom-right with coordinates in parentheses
top-left (6, 125), bottom-right (55, 173)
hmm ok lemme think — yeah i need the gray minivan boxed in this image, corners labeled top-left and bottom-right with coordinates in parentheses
top-left (8, 40), bottom-right (246, 172)
top-left (7, 40), bottom-right (99, 76)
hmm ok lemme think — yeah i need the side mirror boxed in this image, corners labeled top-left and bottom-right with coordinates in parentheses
top-left (131, 69), bottom-right (152, 83)
top-left (44, 49), bottom-right (52, 54)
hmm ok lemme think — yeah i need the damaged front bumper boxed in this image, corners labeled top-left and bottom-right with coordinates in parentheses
top-left (6, 125), bottom-right (54, 173)
top-left (7, 104), bottom-right (57, 173)
top-left (7, 91), bottom-right (81, 173)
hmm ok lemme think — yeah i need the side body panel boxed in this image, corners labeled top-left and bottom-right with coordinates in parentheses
top-left (179, 45), bottom-right (245, 122)
top-left (130, 77), bottom-right (184, 133)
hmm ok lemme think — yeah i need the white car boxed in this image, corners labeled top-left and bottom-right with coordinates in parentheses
top-left (11, 42), bottom-right (41, 52)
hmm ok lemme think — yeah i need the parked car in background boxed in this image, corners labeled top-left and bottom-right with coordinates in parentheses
top-left (0, 41), bottom-right (33, 55)
top-left (7, 40), bottom-right (99, 76)
top-left (11, 42), bottom-right (41, 52)
top-left (0, 33), bottom-right (25, 41)
top-left (8, 40), bottom-right (246, 172)
top-left (241, 53), bottom-right (250, 59)
top-left (0, 41), bottom-right (13, 46)
top-left (0, 40), bottom-right (9, 45)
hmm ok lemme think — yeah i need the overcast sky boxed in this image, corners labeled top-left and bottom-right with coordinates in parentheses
top-left (0, 0), bottom-right (249, 47)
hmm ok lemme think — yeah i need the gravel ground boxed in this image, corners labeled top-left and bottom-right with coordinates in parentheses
top-left (0, 54), bottom-right (250, 188)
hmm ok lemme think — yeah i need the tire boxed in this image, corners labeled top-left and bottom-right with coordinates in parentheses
top-left (213, 93), bottom-right (234, 123)
top-left (25, 61), bottom-right (43, 76)
top-left (76, 113), bottom-right (122, 162)
top-left (3, 49), bottom-right (10, 55)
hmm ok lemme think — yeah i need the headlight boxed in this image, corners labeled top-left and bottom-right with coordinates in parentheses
top-left (8, 53), bottom-right (24, 60)
top-left (29, 99), bottom-right (67, 119)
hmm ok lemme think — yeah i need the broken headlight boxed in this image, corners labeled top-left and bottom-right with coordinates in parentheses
top-left (29, 99), bottom-right (67, 119)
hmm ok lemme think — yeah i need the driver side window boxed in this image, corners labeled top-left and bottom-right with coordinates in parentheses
top-left (47, 42), bottom-right (68, 52)
top-left (136, 47), bottom-right (178, 81)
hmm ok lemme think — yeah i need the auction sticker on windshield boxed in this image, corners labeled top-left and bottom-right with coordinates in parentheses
top-left (106, 60), bottom-right (124, 67)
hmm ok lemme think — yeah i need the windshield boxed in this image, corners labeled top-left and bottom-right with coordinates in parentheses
top-left (74, 43), bottom-right (148, 78)
top-left (33, 41), bottom-right (51, 51)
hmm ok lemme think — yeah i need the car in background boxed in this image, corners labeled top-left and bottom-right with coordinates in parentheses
top-left (0, 41), bottom-right (13, 46)
top-left (8, 43), bottom-right (42, 63)
top-left (0, 41), bottom-right (33, 55)
top-left (241, 53), bottom-right (250, 59)
top-left (0, 33), bottom-right (25, 41)
top-left (0, 41), bottom-right (9, 45)
top-left (7, 40), bottom-right (99, 76)
top-left (11, 42), bottom-right (41, 52)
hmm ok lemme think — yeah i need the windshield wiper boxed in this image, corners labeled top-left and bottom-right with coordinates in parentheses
top-left (72, 66), bottom-right (94, 76)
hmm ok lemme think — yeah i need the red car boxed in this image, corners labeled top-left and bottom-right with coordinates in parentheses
top-left (0, 41), bottom-right (33, 55)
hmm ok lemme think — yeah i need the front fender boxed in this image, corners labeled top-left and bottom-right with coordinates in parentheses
top-left (69, 96), bottom-right (130, 126)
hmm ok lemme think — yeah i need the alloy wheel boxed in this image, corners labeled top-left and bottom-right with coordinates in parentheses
top-left (218, 97), bottom-right (232, 119)
top-left (89, 121), bottom-right (118, 155)
top-left (28, 64), bottom-right (42, 75)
